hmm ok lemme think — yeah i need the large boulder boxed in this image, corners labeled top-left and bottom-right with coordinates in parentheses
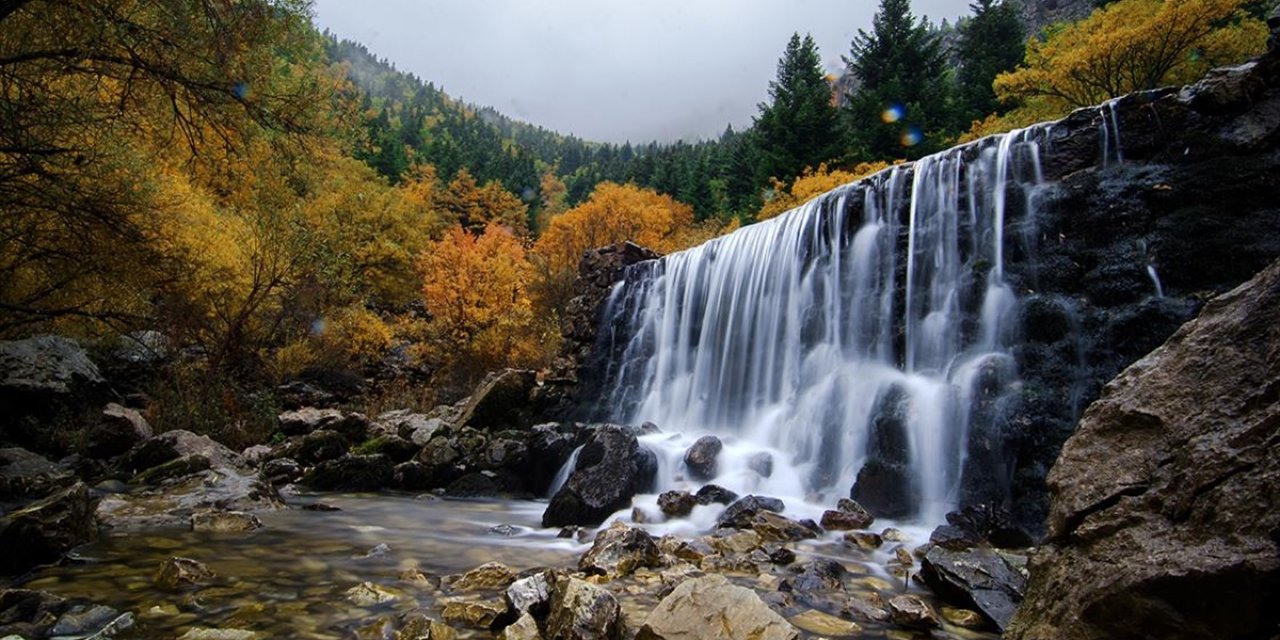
top-left (1007, 259), bottom-right (1280, 639)
top-left (85, 403), bottom-right (153, 459)
top-left (0, 447), bottom-right (75, 501)
top-left (636, 574), bottom-right (798, 640)
top-left (0, 335), bottom-right (102, 397)
top-left (120, 429), bottom-right (245, 475)
top-left (301, 454), bottom-right (394, 491)
top-left (277, 408), bottom-right (369, 441)
top-left (454, 369), bottom-right (538, 431)
top-left (714, 495), bottom-right (784, 530)
top-left (542, 425), bottom-right (656, 527)
top-left (0, 482), bottom-right (98, 574)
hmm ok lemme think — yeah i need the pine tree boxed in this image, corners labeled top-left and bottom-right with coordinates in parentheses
top-left (753, 33), bottom-right (842, 185)
top-left (956, 0), bottom-right (1026, 123)
top-left (844, 0), bottom-right (954, 160)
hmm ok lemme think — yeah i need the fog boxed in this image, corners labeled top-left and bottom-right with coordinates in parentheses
top-left (313, 1), bottom-right (969, 143)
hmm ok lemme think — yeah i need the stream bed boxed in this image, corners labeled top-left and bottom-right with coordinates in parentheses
top-left (13, 492), bottom-right (999, 639)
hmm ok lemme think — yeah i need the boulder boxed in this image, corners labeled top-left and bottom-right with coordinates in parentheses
top-left (301, 454), bottom-right (393, 491)
top-left (396, 612), bottom-right (457, 640)
top-left (657, 490), bottom-right (697, 518)
top-left (0, 481), bottom-right (98, 574)
top-left (85, 403), bottom-right (152, 459)
top-left (121, 429), bottom-right (245, 476)
top-left (542, 425), bottom-right (656, 527)
top-left (454, 369), bottom-right (538, 431)
top-left (274, 381), bottom-right (336, 410)
top-left (782, 559), bottom-right (847, 596)
top-left (277, 408), bottom-right (369, 441)
top-left (358, 435), bottom-right (419, 464)
top-left (505, 571), bottom-right (553, 617)
top-left (499, 612), bottom-right (542, 640)
top-left (0, 589), bottom-right (69, 638)
top-left (578, 523), bottom-right (661, 577)
top-left (682, 435), bottom-right (722, 481)
top-left (154, 556), bottom-right (215, 590)
top-left (0, 447), bottom-right (75, 501)
top-left (820, 509), bottom-right (869, 531)
top-left (0, 335), bottom-right (102, 397)
top-left (714, 495), bottom-right (784, 529)
top-left (693, 484), bottom-right (738, 506)
top-left (750, 511), bottom-right (817, 542)
top-left (261, 458), bottom-right (302, 486)
top-left (747, 452), bottom-right (774, 478)
top-left (850, 386), bottom-right (917, 519)
top-left (886, 595), bottom-right (940, 630)
top-left (98, 459), bottom-right (279, 531)
top-left (448, 562), bottom-right (517, 593)
top-left (544, 577), bottom-right (624, 640)
top-left (1007, 259), bottom-right (1280, 640)
top-left (921, 545), bottom-right (1025, 632)
top-left (280, 429), bottom-right (350, 466)
top-left (938, 503), bottom-right (1033, 549)
top-left (636, 574), bottom-right (797, 640)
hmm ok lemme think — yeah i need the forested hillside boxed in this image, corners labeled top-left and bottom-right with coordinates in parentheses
top-left (0, 0), bottom-right (1269, 437)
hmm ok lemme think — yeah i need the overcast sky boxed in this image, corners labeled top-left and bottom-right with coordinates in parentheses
top-left (312, 1), bottom-right (969, 144)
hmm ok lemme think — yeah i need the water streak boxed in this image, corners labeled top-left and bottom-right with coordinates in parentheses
top-left (593, 128), bottom-right (1049, 523)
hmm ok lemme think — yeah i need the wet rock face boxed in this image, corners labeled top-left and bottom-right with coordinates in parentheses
top-left (850, 386), bottom-right (916, 519)
top-left (921, 546), bottom-right (1026, 632)
top-left (968, 49), bottom-right (1280, 535)
top-left (1007, 258), bottom-right (1280, 639)
top-left (542, 425), bottom-right (656, 527)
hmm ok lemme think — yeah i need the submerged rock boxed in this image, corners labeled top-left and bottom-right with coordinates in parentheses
top-left (636, 574), bottom-right (797, 640)
top-left (788, 609), bottom-right (860, 637)
top-left (154, 556), bottom-right (215, 591)
top-left (190, 510), bottom-right (262, 533)
top-left (542, 425), bottom-right (656, 527)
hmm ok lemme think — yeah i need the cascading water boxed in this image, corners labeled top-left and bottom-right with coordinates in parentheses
top-left (589, 127), bottom-right (1050, 525)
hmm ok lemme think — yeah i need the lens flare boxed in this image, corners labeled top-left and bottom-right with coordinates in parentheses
top-left (881, 104), bottom-right (905, 124)
top-left (900, 127), bottom-right (923, 147)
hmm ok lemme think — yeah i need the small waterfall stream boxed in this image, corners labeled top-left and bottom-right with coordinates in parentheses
top-left (590, 127), bottom-right (1052, 524)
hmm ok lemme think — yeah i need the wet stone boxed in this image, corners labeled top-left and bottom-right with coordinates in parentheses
top-left (191, 510), bottom-right (263, 533)
top-left (345, 582), bottom-right (403, 606)
top-left (154, 557), bottom-right (215, 591)
top-left (441, 598), bottom-right (505, 628)
top-left (448, 562), bottom-right (517, 592)
top-left (887, 594), bottom-right (940, 630)
top-left (843, 531), bottom-right (883, 550)
top-left (789, 609), bottom-right (862, 637)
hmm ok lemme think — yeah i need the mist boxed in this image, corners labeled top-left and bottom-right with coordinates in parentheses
top-left (313, 0), bottom-right (970, 143)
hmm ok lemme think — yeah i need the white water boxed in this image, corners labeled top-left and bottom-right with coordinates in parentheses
top-left (591, 128), bottom-right (1050, 525)
top-left (1147, 264), bottom-right (1166, 298)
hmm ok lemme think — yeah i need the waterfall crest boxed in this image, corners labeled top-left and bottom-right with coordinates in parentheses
top-left (592, 128), bottom-right (1050, 522)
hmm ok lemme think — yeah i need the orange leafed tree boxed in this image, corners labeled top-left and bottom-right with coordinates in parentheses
top-left (437, 168), bottom-right (529, 235)
top-left (756, 162), bottom-right (892, 221)
top-left (419, 223), bottom-right (548, 380)
top-left (531, 182), bottom-right (697, 314)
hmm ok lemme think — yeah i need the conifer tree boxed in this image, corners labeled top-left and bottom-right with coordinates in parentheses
top-left (754, 33), bottom-right (842, 185)
top-left (957, 0), bottom-right (1026, 124)
top-left (844, 0), bottom-right (953, 160)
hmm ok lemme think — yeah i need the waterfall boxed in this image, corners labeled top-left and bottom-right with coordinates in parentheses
top-left (591, 128), bottom-right (1049, 524)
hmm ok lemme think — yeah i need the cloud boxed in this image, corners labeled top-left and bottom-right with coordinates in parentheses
top-left (313, 0), bottom-right (970, 143)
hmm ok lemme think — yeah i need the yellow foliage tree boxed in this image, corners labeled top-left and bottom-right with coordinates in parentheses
top-left (437, 169), bottom-right (529, 235)
top-left (419, 223), bottom-right (549, 380)
top-left (974, 0), bottom-right (1267, 138)
top-left (756, 162), bottom-right (893, 221)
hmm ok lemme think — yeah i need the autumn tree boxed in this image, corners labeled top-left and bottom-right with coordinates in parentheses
top-left (995, 0), bottom-right (1268, 109)
top-left (0, 0), bottom-right (327, 335)
top-left (754, 33), bottom-right (844, 186)
top-left (756, 162), bottom-right (893, 221)
top-left (530, 183), bottom-right (695, 313)
top-left (418, 223), bottom-right (548, 381)
top-left (845, 0), bottom-right (955, 159)
top-left (436, 168), bottom-right (529, 235)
